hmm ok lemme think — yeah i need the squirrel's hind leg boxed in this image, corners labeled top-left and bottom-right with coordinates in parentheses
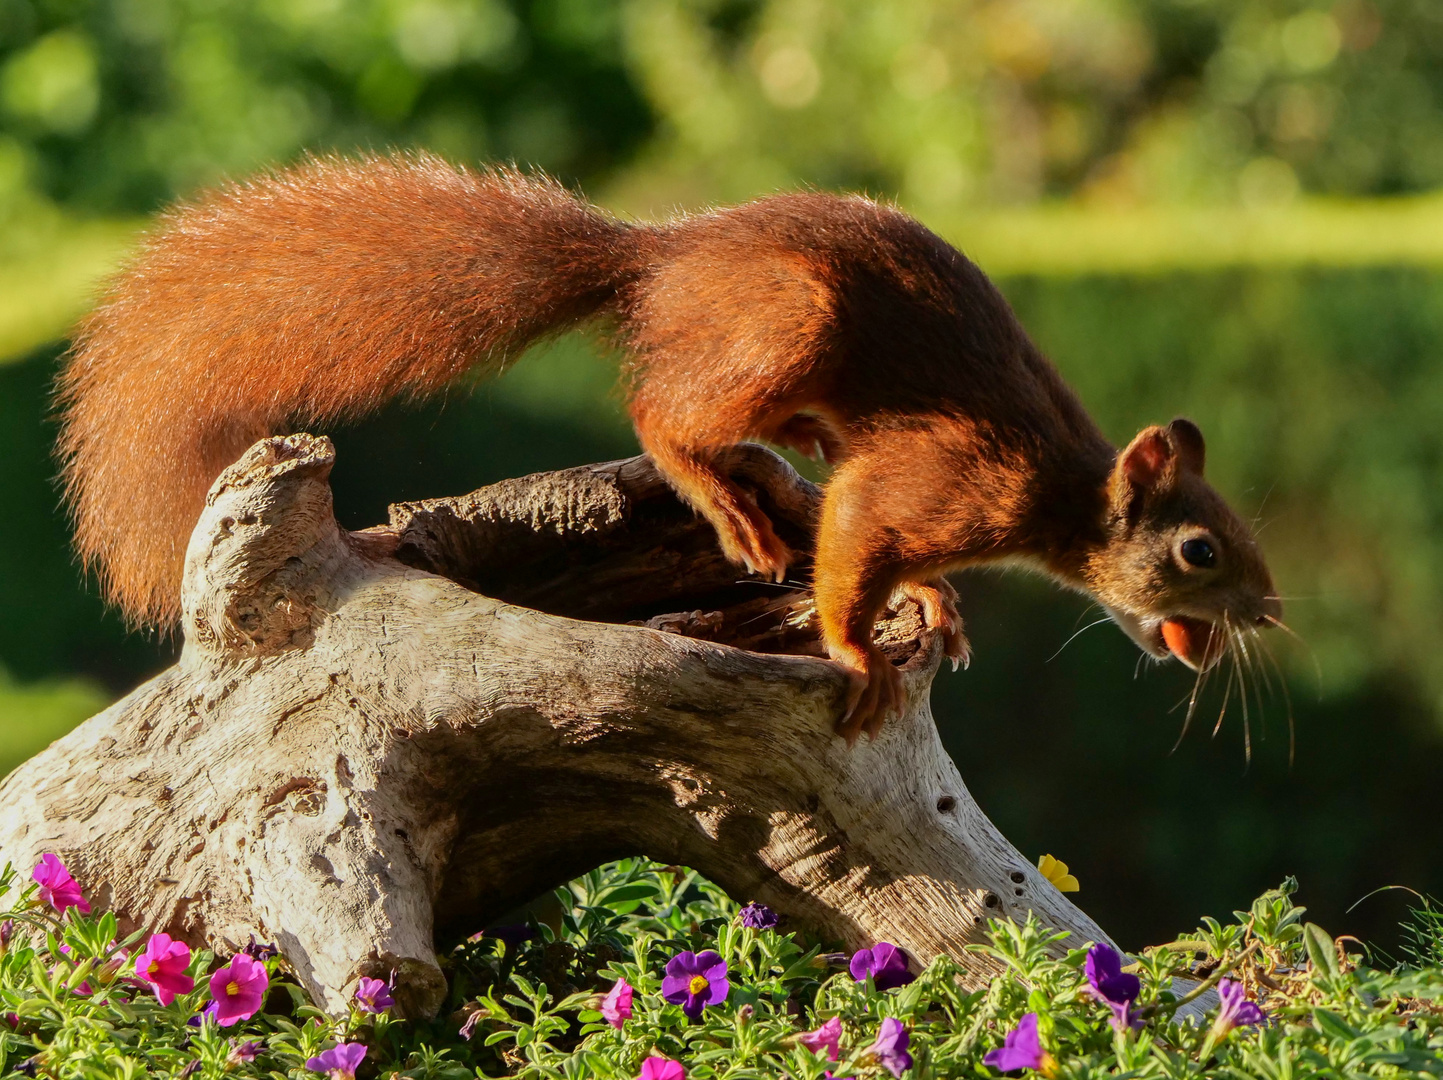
top-left (770, 412), bottom-right (847, 464)
top-left (641, 435), bottom-right (794, 582)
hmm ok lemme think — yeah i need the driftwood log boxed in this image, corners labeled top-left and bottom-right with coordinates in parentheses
top-left (0, 435), bottom-right (1115, 1018)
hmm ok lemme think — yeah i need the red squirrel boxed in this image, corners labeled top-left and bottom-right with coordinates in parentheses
top-left (57, 153), bottom-right (1280, 741)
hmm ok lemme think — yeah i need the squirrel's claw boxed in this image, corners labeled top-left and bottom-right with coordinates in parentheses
top-left (834, 649), bottom-right (906, 745)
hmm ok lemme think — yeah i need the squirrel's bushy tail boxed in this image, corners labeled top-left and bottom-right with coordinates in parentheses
top-left (58, 153), bottom-right (646, 626)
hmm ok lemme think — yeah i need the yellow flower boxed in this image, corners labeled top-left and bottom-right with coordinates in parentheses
top-left (1037, 854), bottom-right (1080, 893)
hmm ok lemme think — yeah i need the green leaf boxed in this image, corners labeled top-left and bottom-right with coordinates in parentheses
top-left (1312, 1008), bottom-right (1359, 1041)
top-left (598, 884), bottom-right (660, 905)
top-left (1304, 923), bottom-right (1340, 980)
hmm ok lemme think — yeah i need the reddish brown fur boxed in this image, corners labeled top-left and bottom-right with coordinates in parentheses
top-left (59, 154), bottom-right (1277, 739)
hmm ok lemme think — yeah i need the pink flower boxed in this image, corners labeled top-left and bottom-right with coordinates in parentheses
top-left (354, 976), bottom-right (394, 1013)
top-left (135, 933), bottom-right (194, 1005)
top-left (639, 1058), bottom-right (684, 1080)
top-left (601, 977), bottom-right (634, 1029)
top-left (208, 952), bottom-right (268, 1026)
top-left (32, 855), bottom-right (90, 915)
top-left (799, 1016), bottom-right (843, 1061)
top-left (306, 1042), bottom-right (367, 1079)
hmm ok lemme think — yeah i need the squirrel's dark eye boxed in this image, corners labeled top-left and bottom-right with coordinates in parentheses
top-left (1180, 537), bottom-right (1216, 569)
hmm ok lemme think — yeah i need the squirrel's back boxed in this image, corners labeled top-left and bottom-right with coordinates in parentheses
top-left (59, 154), bottom-right (644, 626)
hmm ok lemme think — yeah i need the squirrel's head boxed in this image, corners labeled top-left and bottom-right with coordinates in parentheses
top-left (1083, 418), bottom-right (1280, 671)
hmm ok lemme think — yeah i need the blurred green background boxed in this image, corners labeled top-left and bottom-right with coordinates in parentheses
top-left (3, 0), bottom-right (1443, 954)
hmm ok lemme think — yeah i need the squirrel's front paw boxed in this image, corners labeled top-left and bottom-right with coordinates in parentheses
top-left (832, 647), bottom-right (906, 746)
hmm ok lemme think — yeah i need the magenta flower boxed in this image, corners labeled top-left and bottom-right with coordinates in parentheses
top-left (662, 949), bottom-right (729, 1020)
top-left (135, 933), bottom-right (195, 1006)
top-left (849, 942), bottom-right (915, 991)
top-left (799, 1015), bottom-right (842, 1060)
top-left (208, 952), bottom-right (268, 1026)
top-left (306, 1042), bottom-right (367, 1079)
top-left (639, 1058), bottom-right (684, 1080)
top-left (1084, 943), bottom-right (1141, 1031)
top-left (355, 976), bottom-right (394, 1014)
top-left (32, 855), bottom-right (90, 915)
top-left (1215, 980), bottom-right (1267, 1031)
top-left (868, 1017), bottom-right (913, 1077)
top-left (601, 976), bottom-right (634, 1028)
top-left (739, 902), bottom-right (779, 930)
top-left (984, 1013), bottom-right (1057, 1074)
top-left (0, 919), bottom-right (14, 951)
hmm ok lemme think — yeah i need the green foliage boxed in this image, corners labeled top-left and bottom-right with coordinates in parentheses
top-left (3, 860), bottom-right (1443, 1078)
top-left (0, 0), bottom-right (653, 215)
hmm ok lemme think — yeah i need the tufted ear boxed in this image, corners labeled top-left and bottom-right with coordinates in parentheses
top-left (1117, 425), bottom-right (1173, 490)
top-left (1167, 417), bottom-right (1206, 475)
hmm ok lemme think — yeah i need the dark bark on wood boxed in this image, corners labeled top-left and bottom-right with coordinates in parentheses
top-left (0, 436), bottom-right (1115, 1019)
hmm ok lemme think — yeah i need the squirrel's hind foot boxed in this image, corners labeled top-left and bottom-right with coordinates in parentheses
top-left (833, 646), bottom-right (906, 746)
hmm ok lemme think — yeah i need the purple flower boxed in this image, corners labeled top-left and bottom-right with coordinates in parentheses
top-left (135, 933), bottom-right (195, 1006)
top-left (868, 1017), bottom-right (913, 1077)
top-left (306, 1042), bottom-right (367, 1079)
top-left (984, 1013), bottom-right (1058, 1074)
top-left (31, 855), bottom-right (90, 915)
top-left (242, 936), bottom-right (279, 962)
top-left (849, 942), bottom-right (915, 991)
top-left (798, 1015), bottom-right (842, 1060)
top-left (208, 953), bottom-right (268, 1026)
top-left (661, 949), bottom-right (729, 1020)
top-left (355, 976), bottom-right (394, 1013)
top-left (484, 923), bottom-right (536, 949)
top-left (0, 919), bottom-right (14, 951)
top-left (639, 1059), bottom-right (684, 1080)
top-left (458, 1009), bottom-right (482, 1041)
top-left (187, 1002), bottom-right (217, 1026)
top-left (601, 977), bottom-right (633, 1029)
top-left (1215, 979), bottom-right (1267, 1031)
top-left (228, 1040), bottom-right (262, 1064)
top-left (1085, 943), bottom-right (1141, 1031)
top-left (739, 902), bottom-right (779, 930)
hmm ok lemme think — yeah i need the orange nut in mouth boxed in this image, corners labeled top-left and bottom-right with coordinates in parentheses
top-left (1160, 616), bottom-right (1225, 671)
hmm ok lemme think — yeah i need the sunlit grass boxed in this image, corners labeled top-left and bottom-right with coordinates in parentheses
top-left (940, 194), bottom-right (1443, 276)
top-left (0, 667), bottom-right (108, 780)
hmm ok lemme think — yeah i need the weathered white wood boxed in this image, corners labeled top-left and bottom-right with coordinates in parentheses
top-left (0, 435), bottom-right (1113, 1018)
